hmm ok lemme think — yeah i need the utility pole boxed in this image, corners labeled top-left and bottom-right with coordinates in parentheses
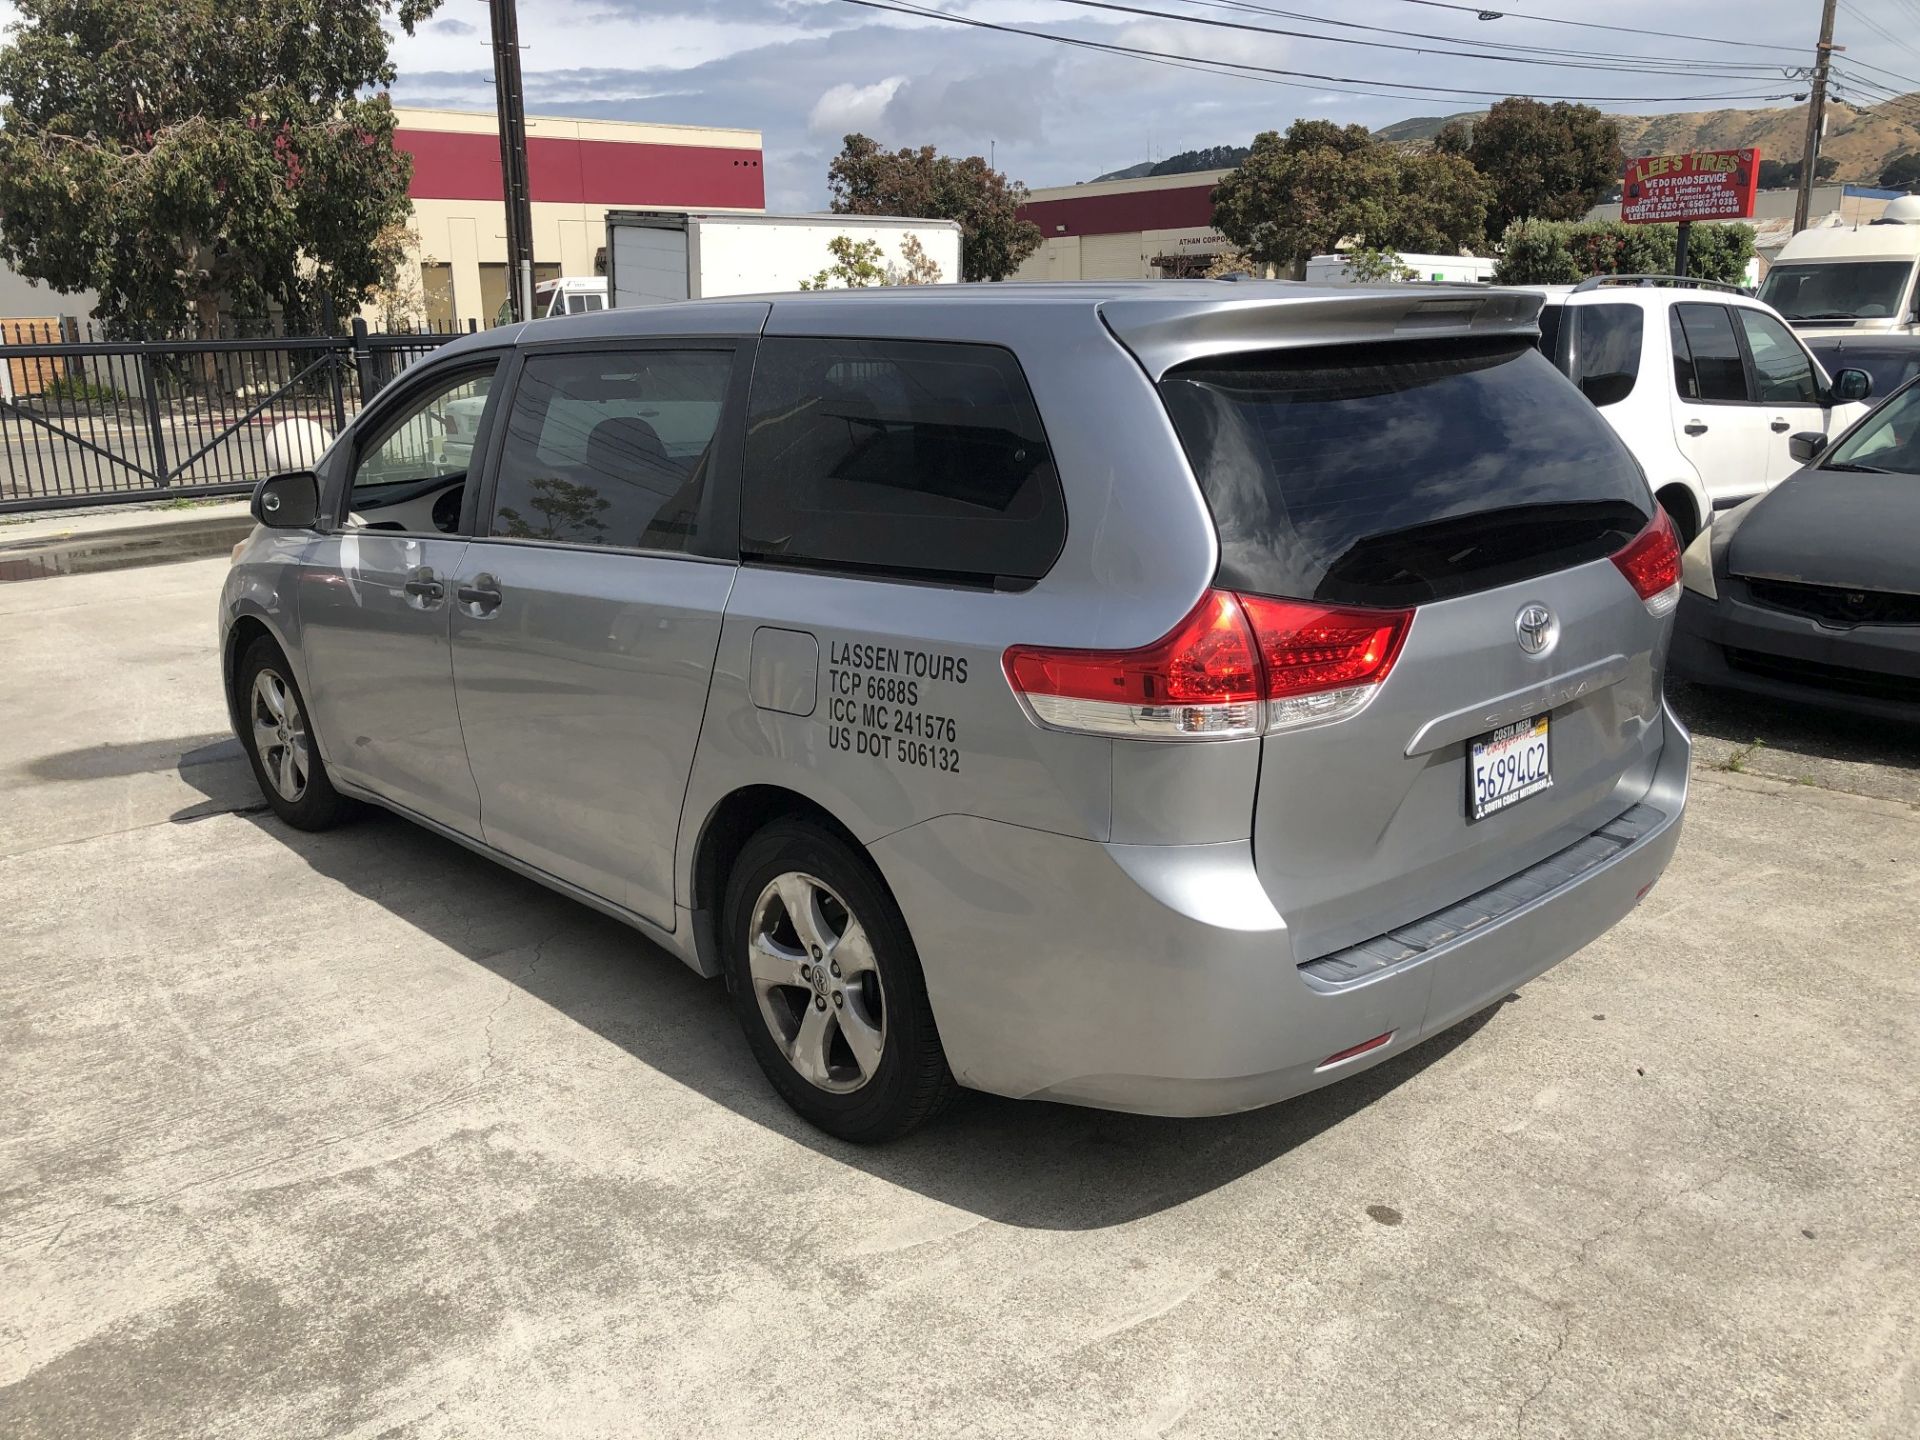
top-left (489, 0), bottom-right (536, 324)
top-left (1794, 0), bottom-right (1841, 235)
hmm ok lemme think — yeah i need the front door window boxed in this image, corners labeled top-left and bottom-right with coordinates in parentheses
top-left (346, 368), bottom-right (495, 534)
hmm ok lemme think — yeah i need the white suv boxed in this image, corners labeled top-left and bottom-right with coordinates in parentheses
top-left (1532, 277), bottom-right (1873, 540)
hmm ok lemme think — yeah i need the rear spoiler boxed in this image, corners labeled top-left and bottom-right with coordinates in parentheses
top-left (1098, 285), bottom-right (1545, 379)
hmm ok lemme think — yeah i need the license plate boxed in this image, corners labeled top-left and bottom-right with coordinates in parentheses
top-left (1469, 714), bottom-right (1552, 821)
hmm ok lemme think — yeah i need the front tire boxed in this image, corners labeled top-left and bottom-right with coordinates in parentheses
top-left (236, 636), bottom-right (353, 831)
top-left (722, 818), bottom-right (957, 1142)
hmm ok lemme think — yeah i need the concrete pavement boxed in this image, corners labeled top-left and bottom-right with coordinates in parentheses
top-left (1, 559), bottom-right (1916, 1438)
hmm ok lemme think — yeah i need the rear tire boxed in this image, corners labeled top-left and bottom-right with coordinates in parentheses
top-left (722, 818), bottom-right (957, 1142)
top-left (236, 636), bottom-right (353, 831)
top-left (1657, 486), bottom-right (1701, 546)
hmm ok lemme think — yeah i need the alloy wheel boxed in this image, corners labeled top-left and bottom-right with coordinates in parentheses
top-left (746, 872), bottom-right (887, 1093)
top-left (250, 668), bottom-right (310, 803)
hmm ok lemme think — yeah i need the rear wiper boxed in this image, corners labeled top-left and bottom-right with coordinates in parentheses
top-left (1821, 461), bottom-right (1889, 472)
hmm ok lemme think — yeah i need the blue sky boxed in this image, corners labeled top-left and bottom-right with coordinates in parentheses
top-left (1, 1), bottom-right (1892, 207)
top-left (380, 1), bottom-right (1869, 206)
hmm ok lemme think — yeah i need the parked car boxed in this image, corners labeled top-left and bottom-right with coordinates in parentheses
top-left (1673, 374), bottom-right (1920, 719)
top-left (221, 282), bottom-right (1690, 1141)
top-left (1803, 334), bottom-right (1920, 409)
top-left (1530, 276), bottom-right (1873, 542)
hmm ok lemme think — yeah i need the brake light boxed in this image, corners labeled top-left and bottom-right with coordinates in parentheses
top-left (1004, 589), bottom-right (1412, 740)
top-left (1611, 509), bottom-right (1682, 617)
top-left (1004, 590), bottom-right (1262, 738)
top-left (1238, 594), bottom-right (1411, 731)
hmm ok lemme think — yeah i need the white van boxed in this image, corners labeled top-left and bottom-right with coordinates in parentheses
top-left (1757, 196), bottom-right (1920, 337)
top-left (494, 276), bottom-right (608, 327)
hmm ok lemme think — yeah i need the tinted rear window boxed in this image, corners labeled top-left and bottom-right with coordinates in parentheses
top-left (742, 337), bottom-right (1065, 586)
top-left (1159, 339), bottom-right (1651, 607)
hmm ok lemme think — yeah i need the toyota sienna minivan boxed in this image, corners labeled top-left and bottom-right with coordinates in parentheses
top-left (221, 282), bottom-right (1690, 1141)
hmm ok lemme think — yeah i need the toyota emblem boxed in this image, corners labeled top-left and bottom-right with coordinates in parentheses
top-left (1515, 603), bottom-right (1558, 656)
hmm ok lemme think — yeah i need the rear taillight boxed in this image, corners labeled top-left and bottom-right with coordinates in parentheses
top-left (1611, 509), bottom-right (1682, 617)
top-left (1004, 591), bottom-right (1262, 739)
top-left (1004, 589), bottom-right (1412, 740)
top-left (1238, 593), bottom-right (1411, 731)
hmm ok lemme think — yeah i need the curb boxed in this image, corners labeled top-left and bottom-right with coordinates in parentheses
top-left (0, 509), bottom-right (256, 584)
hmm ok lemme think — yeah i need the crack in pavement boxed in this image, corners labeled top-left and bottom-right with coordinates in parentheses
top-left (476, 928), bottom-right (563, 1088)
top-left (1513, 1166), bottom-right (1734, 1438)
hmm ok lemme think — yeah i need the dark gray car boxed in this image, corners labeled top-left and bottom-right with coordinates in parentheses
top-left (219, 282), bottom-right (1691, 1140)
top-left (1674, 374), bottom-right (1920, 718)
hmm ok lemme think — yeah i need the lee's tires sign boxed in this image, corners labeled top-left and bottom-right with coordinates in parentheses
top-left (1621, 149), bottom-right (1761, 224)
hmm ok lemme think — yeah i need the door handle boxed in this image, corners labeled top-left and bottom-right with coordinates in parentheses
top-left (402, 570), bottom-right (444, 602)
top-left (1771, 418), bottom-right (1791, 432)
top-left (457, 576), bottom-right (503, 614)
top-left (1684, 421), bottom-right (1709, 435)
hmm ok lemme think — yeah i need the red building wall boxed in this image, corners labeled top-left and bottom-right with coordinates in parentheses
top-left (1016, 182), bottom-right (1217, 238)
top-left (396, 128), bottom-right (766, 209)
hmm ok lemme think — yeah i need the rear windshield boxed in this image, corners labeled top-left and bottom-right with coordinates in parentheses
top-left (1159, 339), bottom-right (1652, 607)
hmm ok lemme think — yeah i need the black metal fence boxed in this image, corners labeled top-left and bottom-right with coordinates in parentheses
top-left (0, 320), bottom-right (465, 513)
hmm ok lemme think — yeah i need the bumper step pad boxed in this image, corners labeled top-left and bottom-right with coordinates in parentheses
top-left (1297, 804), bottom-right (1665, 988)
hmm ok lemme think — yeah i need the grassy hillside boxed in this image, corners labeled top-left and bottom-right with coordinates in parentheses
top-left (1090, 98), bottom-right (1920, 187)
top-left (1384, 99), bottom-right (1920, 185)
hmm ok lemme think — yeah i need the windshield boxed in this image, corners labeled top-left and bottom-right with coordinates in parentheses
top-left (1823, 380), bottom-right (1920, 474)
top-left (1759, 261), bottom-right (1915, 321)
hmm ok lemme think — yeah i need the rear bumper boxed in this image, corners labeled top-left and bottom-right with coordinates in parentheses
top-left (1672, 587), bottom-right (1920, 721)
top-left (869, 702), bottom-right (1690, 1116)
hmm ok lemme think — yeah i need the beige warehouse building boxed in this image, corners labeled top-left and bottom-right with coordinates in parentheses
top-left (389, 107), bottom-right (766, 329)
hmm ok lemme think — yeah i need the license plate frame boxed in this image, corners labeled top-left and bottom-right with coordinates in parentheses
top-left (1468, 713), bottom-right (1552, 821)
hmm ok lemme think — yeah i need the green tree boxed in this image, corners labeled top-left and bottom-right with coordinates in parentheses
top-left (826, 134), bottom-right (1041, 282)
top-left (1341, 247), bottom-right (1418, 283)
top-left (1211, 121), bottom-right (1491, 276)
top-left (1147, 144), bottom-right (1250, 178)
top-left (0, 0), bottom-right (439, 336)
top-left (1437, 98), bottom-right (1623, 237)
top-left (1878, 152), bottom-right (1920, 191)
top-left (1492, 219), bottom-right (1753, 286)
top-left (1759, 156), bottom-right (1838, 189)
top-left (798, 233), bottom-right (945, 290)
top-left (799, 235), bottom-right (890, 290)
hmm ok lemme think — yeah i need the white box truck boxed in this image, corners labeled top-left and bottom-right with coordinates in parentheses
top-left (606, 210), bottom-right (964, 306)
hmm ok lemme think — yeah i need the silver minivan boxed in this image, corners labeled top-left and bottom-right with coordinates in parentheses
top-left (220, 282), bottom-right (1690, 1140)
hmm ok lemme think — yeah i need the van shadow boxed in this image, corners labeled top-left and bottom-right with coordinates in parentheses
top-left (157, 742), bottom-right (1501, 1233)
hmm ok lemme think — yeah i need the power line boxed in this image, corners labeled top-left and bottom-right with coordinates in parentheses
top-left (1339, 0), bottom-right (1806, 56)
top-left (838, 0), bottom-right (1805, 103)
top-left (1837, 0), bottom-right (1920, 70)
top-left (1182, 0), bottom-right (1795, 74)
top-left (1041, 0), bottom-right (1799, 81)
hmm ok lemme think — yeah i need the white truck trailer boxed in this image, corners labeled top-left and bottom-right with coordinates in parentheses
top-left (606, 210), bottom-right (964, 306)
top-left (1303, 252), bottom-right (1497, 285)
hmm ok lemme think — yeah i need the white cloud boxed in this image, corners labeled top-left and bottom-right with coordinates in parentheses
top-left (808, 76), bottom-right (907, 136)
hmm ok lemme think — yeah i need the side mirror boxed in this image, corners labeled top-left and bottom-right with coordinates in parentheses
top-left (251, 470), bottom-right (320, 529)
top-left (1830, 367), bottom-right (1873, 404)
top-left (1788, 431), bottom-right (1829, 464)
